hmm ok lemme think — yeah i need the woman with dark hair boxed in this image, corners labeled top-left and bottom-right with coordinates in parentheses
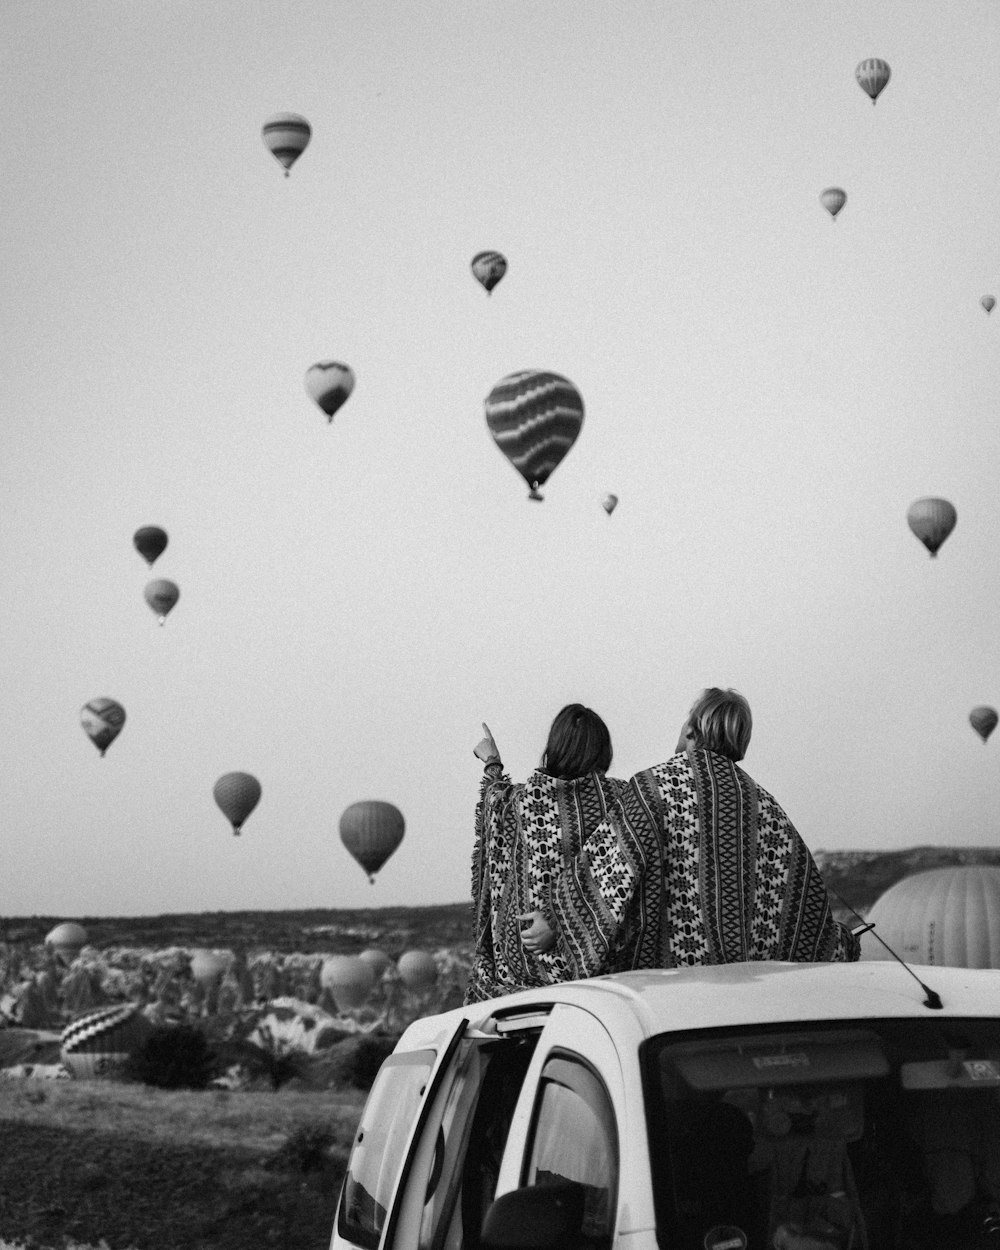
top-left (465, 705), bottom-right (638, 1004)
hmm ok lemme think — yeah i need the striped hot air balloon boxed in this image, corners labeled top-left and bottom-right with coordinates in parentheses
top-left (484, 371), bottom-right (585, 500)
top-left (61, 1003), bottom-right (152, 1080)
top-left (861, 866), bottom-right (1000, 968)
top-left (261, 112), bottom-right (311, 176)
top-left (907, 497), bottom-right (957, 557)
top-left (304, 361), bottom-right (355, 422)
top-left (970, 706), bottom-right (998, 743)
top-left (855, 58), bottom-right (891, 104)
top-left (471, 250), bottom-right (507, 294)
top-left (339, 800), bottom-right (405, 883)
top-left (81, 698), bottom-right (126, 756)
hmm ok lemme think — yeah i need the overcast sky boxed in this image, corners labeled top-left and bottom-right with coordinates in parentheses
top-left (3, 0), bottom-right (1000, 919)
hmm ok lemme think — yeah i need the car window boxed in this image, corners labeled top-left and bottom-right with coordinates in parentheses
top-left (524, 1055), bottom-right (618, 1249)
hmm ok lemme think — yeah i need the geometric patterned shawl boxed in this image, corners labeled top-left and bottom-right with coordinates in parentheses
top-left (551, 747), bottom-right (859, 975)
top-left (465, 762), bottom-right (632, 1004)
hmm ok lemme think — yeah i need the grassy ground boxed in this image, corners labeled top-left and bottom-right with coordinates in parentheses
top-left (0, 1080), bottom-right (366, 1250)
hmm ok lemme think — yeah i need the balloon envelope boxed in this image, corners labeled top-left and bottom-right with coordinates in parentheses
top-left (906, 497), bottom-right (956, 557)
top-left (144, 579), bottom-right (179, 623)
top-left (262, 112), bottom-right (311, 175)
top-left (358, 948), bottom-right (392, 978)
top-left (970, 706), bottom-right (998, 743)
top-left (80, 698), bottom-right (126, 756)
top-left (982, 296), bottom-right (996, 315)
top-left (861, 866), bottom-right (1000, 969)
top-left (471, 250), bottom-right (507, 293)
top-left (213, 772), bottom-right (262, 835)
top-left (397, 950), bottom-right (437, 991)
top-left (340, 800), bottom-right (405, 881)
top-left (61, 1003), bottom-right (152, 1079)
top-left (45, 922), bottom-right (88, 960)
top-left (484, 371), bottom-right (584, 500)
top-left (820, 187), bottom-right (847, 219)
top-left (320, 955), bottom-right (376, 1009)
top-left (602, 493), bottom-right (619, 515)
top-left (304, 361), bottom-right (355, 421)
top-left (855, 58), bottom-right (890, 103)
top-left (133, 526), bottom-right (168, 566)
top-left (189, 949), bottom-right (230, 988)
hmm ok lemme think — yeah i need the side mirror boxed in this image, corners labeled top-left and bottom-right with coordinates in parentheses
top-left (482, 1181), bottom-right (586, 1250)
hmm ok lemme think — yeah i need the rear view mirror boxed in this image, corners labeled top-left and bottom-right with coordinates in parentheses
top-left (482, 1181), bottom-right (585, 1250)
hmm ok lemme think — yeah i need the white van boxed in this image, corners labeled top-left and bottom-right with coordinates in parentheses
top-left (331, 961), bottom-right (1000, 1250)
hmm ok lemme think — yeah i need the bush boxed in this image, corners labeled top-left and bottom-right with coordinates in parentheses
top-left (269, 1122), bottom-right (338, 1173)
top-left (319, 1034), bottom-right (397, 1090)
top-left (128, 1023), bottom-right (216, 1089)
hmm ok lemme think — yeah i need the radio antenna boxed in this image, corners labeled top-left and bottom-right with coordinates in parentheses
top-left (831, 886), bottom-right (943, 1010)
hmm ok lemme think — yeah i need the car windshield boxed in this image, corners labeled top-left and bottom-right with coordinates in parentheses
top-left (642, 1018), bottom-right (1000, 1250)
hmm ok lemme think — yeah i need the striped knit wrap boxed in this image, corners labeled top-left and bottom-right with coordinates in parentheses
top-left (465, 765), bottom-right (631, 1004)
top-left (552, 748), bottom-right (859, 975)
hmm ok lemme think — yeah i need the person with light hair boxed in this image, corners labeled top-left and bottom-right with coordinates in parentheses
top-left (523, 687), bottom-right (859, 973)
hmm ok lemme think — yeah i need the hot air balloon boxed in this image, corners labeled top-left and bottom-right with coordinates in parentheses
top-left (970, 706), bottom-right (998, 743)
top-left (397, 950), bottom-right (437, 992)
top-left (320, 955), bottom-right (376, 1010)
top-left (484, 371), bottom-right (584, 501)
top-left (860, 866), bottom-right (1000, 969)
top-left (982, 296), bottom-right (996, 315)
top-left (144, 579), bottom-right (179, 624)
top-left (262, 112), bottom-right (311, 176)
top-left (61, 1003), bottom-right (152, 1079)
top-left (907, 497), bottom-right (956, 557)
top-left (45, 922), bottom-right (88, 962)
top-left (189, 949), bottom-right (230, 989)
top-left (304, 361), bottom-right (355, 422)
top-left (855, 58), bottom-right (891, 104)
top-left (339, 800), bottom-right (405, 882)
top-left (80, 698), bottom-right (126, 756)
top-left (820, 187), bottom-right (847, 220)
top-left (133, 526), bottom-right (168, 566)
top-left (358, 948), bottom-right (392, 978)
top-left (213, 772), bottom-right (262, 835)
top-left (471, 251), bottom-right (507, 294)
top-left (602, 493), bottom-right (618, 516)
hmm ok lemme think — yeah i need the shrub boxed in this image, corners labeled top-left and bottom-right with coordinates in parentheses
top-left (128, 1023), bottom-right (216, 1089)
top-left (321, 1034), bottom-right (397, 1090)
top-left (269, 1122), bottom-right (338, 1173)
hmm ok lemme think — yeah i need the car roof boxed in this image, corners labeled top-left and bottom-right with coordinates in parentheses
top-left (400, 961), bottom-right (1000, 1049)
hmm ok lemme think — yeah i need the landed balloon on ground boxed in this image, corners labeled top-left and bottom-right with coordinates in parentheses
top-left (45, 922), bottom-right (88, 961)
top-left (397, 950), bottom-right (437, 991)
top-left (304, 361), bottom-right (355, 422)
top-left (189, 949), bottom-right (230, 988)
top-left (61, 1003), bottom-right (152, 1079)
top-left (320, 955), bottom-right (376, 1010)
top-left (357, 948), bottom-right (392, 978)
top-left (970, 706), bottom-right (998, 743)
top-left (213, 772), bottom-right (262, 835)
top-left (80, 698), bottom-right (126, 756)
top-left (861, 866), bottom-right (1000, 969)
top-left (262, 112), bottom-right (311, 176)
top-left (484, 370), bottom-right (584, 501)
top-left (820, 187), bottom-right (847, 220)
top-left (471, 251), bottom-right (507, 294)
top-left (144, 579), bottom-right (179, 624)
top-left (340, 800), bottom-right (405, 883)
top-left (907, 497), bottom-right (956, 557)
top-left (133, 526), bottom-right (168, 566)
top-left (855, 58), bottom-right (890, 104)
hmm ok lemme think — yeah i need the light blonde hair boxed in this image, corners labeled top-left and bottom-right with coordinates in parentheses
top-left (688, 687), bottom-right (752, 761)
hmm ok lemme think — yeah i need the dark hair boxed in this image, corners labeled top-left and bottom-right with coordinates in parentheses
top-left (542, 704), bottom-right (612, 779)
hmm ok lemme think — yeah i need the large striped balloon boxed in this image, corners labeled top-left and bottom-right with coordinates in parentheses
top-left (261, 113), bottom-right (311, 176)
top-left (304, 361), bottom-right (355, 422)
top-left (855, 58), bottom-right (891, 104)
top-left (61, 1003), bottom-right (152, 1079)
top-left (907, 497), bottom-right (956, 557)
top-left (484, 371), bottom-right (584, 500)
top-left (861, 866), bottom-right (1000, 968)
top-left (340, 800), bottom-right (405, 883)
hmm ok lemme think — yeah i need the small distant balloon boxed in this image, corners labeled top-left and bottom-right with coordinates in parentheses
top-left (358, 948), bottom-right (392, 978)
top-left (907, 497), bottom-right (957, 557)
top-left (602, 494), bottom-right (619, 516)
top-left (45, 922), bottom-right (88, 961)
top-left (213, 772), bottom-right (262, 835)
top-left (133, 526), bottom-right (168, 566)
top-left (982, 296), bottom-right (996, 315)
top-left (484, 371), bottom-right (584, 501)
top-left (320, 955), bottom-right (376, 1010)
top-left (820, 187), bottom-right (847, 220)
top-left (262, 112), bottom-right (311, 176)
top-left (397, 950), bottom-right (437, 992)
top-left (855, 58), bottom-right (891, 104)
top-left (304, 361), bottom-right (356, 422)
top-left (970, 706), bottom-right (998, 743)
top-left (340, 800), bottom-right (405, 882)
top-left (471, 251), bottom-right (507, 294)
top-left (80, 698), bottom-right (126, 756)
top-left (144, 579), bottom-right (179, 624)
top-left (189, 949), bottom-right (230, 988)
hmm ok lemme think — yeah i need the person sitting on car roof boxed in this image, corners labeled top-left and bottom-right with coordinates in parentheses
top-left (523, 687), bottom-right (859, 974)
